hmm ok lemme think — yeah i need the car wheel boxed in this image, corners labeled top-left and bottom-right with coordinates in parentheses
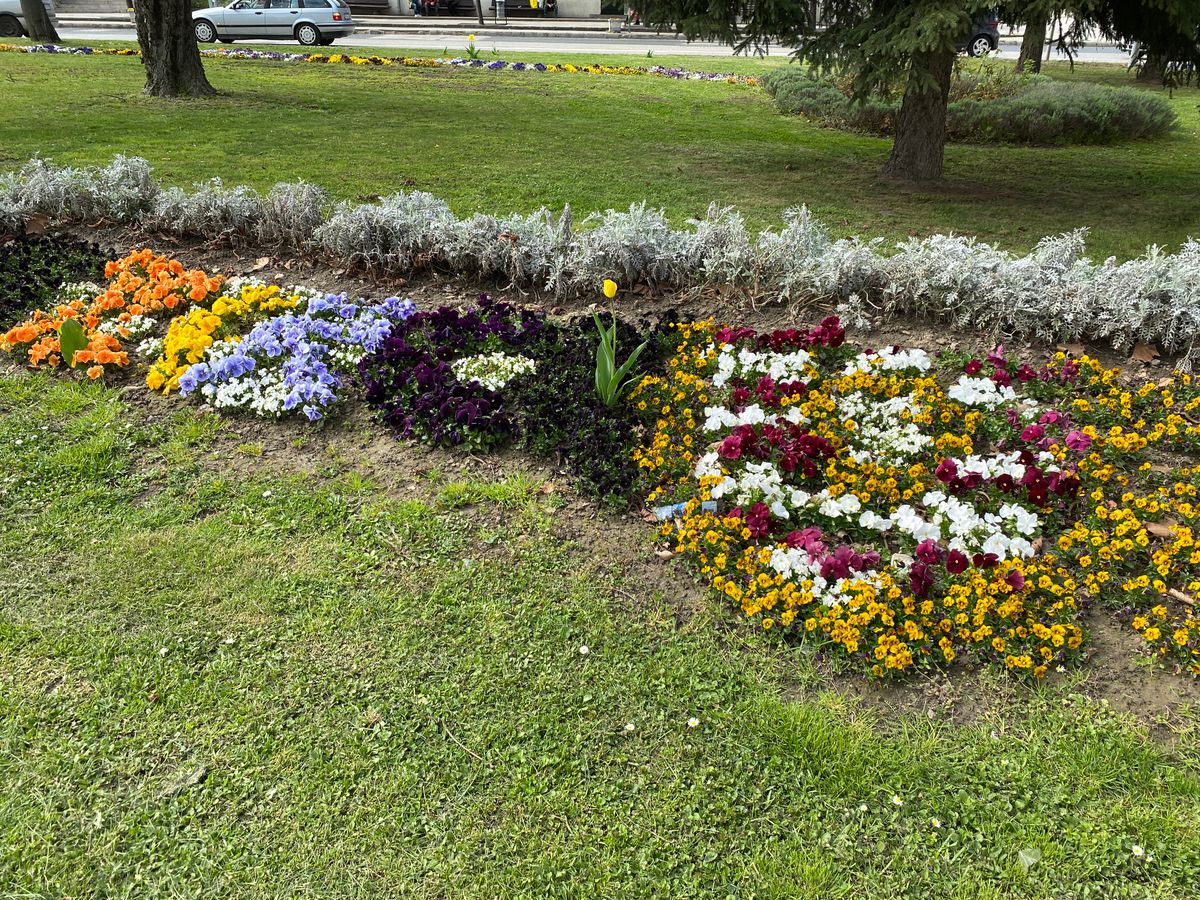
top-left (219, 38), bottom-right (235, 44)
top-left (194, 19), bottom-right (217, 43)
top-left (0, 14), bottom-right (24, 38)
top-left (319, 38), bottom-right (335, 46)
top-left (968, 35), bottom-right (993, 57)
top-left (295, 23), bottom-right (321, 46)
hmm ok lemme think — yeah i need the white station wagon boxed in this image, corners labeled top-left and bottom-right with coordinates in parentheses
top-left (193, 0), bottom-right (355, 47)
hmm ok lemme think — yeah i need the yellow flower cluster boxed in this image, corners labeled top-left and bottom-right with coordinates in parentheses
top-left (629, 321), bottom-right (715, 506)
top-left (665, 504), bottom-right (1084, 676)
top-left (1132, 604), bottom-right (1200, 675)
top-left (146, 283), bottom-right (304, 394)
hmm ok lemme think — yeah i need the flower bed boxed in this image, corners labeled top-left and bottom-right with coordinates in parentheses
top-left (635, 320), bottom-right (1200, 677)
top-left (2, 243), bottom-right (1198, 680)
top-left (146, 279), bottom-right (320, 394)
top-left (361, 296), bottom-right (664, 505)
top-left (180, 293), bottom-right (415, 421)
top-left (1, 248), bottom-right (222, 378)
top-left (0, 44), bottom-right (759, 85)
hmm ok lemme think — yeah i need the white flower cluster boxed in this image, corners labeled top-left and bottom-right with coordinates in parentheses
top-left (97, 313), bottom-right (157, 341)
top-left (839, 391), bottom-right (931, 465)
top-left (711, 344), bottom-right (813, 389)
top-left (946, 374), bottom-right (1017, 408)
top-left (451, 352), bottom-right (537, 392)
top-left (56, 281), bottom-right (102, 303)
top-left (135, 336), bottom-right (164, 359)
top-left (892, 491), bottom-right (1040, 558)
top-left (768, 547), bottom-right (886, 607)
top-left (195, 339), bottom-right (291, 416)
top-left (697, 450), bottom-right (877, 528)
top-left (702, 402), bottom-right (805, 432)
top-left (842, 346), bottom-right (932, 374)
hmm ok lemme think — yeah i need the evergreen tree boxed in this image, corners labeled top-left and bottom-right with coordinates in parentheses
top-left (639, 0), bottom-right (1200, 180)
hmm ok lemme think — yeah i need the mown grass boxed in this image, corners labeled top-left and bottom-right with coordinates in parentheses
top-left (0, 43), bottom-right (1197, 259)
top-left (1, 371), bottom-right (1199, 897)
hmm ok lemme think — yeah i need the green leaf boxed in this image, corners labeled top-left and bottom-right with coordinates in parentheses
top-left (58, 318), bottom-right (87, 369)
top-left (612, 338), bottom-right (650, 401)
top-left (1018, 847), bottom-right (1042, 873)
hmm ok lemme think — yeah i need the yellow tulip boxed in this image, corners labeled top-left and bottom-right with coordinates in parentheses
top-left (602, 279), bottom-right (618, 299)
top-left (467, 34), bottom-right (476, 41)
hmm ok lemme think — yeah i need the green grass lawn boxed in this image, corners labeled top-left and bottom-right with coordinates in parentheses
top-left (1, 44), bottom-right (1198, 259)
top-left (2, 373), bottom-right (1200, 897)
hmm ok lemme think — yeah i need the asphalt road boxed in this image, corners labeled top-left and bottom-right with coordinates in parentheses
top-left (57, 27), bottom-right (1135, 63)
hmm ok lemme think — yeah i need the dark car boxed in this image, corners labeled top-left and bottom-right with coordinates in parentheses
top-left (958, 12), bottom-right (1000, 57)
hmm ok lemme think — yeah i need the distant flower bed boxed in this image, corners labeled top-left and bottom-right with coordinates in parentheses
top-left (0, 43), bottom-right (759, 85)
top-left (763, 67), bottom-right (1178, 145)
top-left (637, 320), bottom-right (1200, 678)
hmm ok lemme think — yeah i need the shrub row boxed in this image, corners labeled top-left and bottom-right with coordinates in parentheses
top-left (763, 69), bottom-right (1178, 145)
top-left (1, 156), bottom-right (1197, 367)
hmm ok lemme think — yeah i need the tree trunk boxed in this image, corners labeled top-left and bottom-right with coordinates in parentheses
top-left (1136, 53), bottom-right (1165, 84)
top-left (134, 0), bottom-right (216, 98)
top-left (18, 0), bottom-right (59, 42)
top-left (1016, 17), bottom-right (1046, 73)
top-left (473, 0), bottom-right (484, 26)
top-left (881, 46), bottom-right (954, 182)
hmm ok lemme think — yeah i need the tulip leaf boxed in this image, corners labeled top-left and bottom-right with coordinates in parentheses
top-left (58, 318), bottom-right (87, 369)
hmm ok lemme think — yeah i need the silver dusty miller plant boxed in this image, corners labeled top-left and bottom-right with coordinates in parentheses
top-left (564, 202), bottom-right (688, 292)
top-left (3, 155), bottom-right (1198, 364)
top-left (145, 178), bottom-right (266, 243)
top-left (260, 180), bottom-right (328, 247)
top-left (440, 210), bottom-right (558, 286)
top-left (682, 204), bottom-right (755, 286)
top-left (1, 156), bottom-right (158, 228)
top-left (315, 191), bottom-right (455, 272)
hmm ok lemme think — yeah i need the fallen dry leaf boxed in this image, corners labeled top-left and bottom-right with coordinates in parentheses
top-left (539, 481), bottom-right (558, 495)
top-left (1130, 342), bottom-right (1159, 362)
top-left (23, 212), bottom-right (50, 236)
top-left (655, 550), bottom-right (675, 560)
top-left (1168, 589), bottom-right (1195, 607)
top-left (250, 256), bottom-right (271, 272)
top-left (1145, 521), bottom-right (1177, 538)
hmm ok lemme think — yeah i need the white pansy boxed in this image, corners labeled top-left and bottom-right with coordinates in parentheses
top-left (946, 375), bottom-right (1017, 408)
top-left (839, 391), bottom-right (931, 465)
top-left (451, 351), bottom-right (536, 392)
top-left (56, 281), bottom-right (102, 303)
top-left (842, 346), bottom-right (932, 374)
top-left (710, 344), bottom-right (813, 389)
top-left (97, 312), bottom-right (158, 341)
